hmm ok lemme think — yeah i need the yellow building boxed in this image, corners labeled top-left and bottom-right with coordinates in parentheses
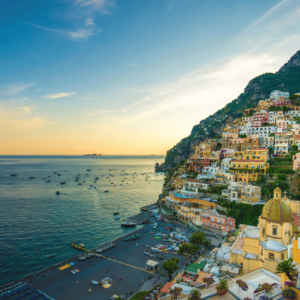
top-left (242, 148), bottom-right (269, 163)
top-left (229, 188), bottom-right (293, 273)
top-left (230, 159), bottom-right (269, 183)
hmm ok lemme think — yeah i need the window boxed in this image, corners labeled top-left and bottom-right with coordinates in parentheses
top-left (261, 249), bottom-right (263, 255)
top-left (269, 253), bottom-right (274, 260)
top-left (203, 222), bottom-right (206, 225)
top-left (273, 227), bottom-right (277, 235)
top-left (230, 221), bottom-right (232, 225)
top-left (281, 253), bottom-right (284, 260)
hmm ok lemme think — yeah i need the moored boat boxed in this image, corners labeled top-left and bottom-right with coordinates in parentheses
top-left (121, 221), bottom-right (137, 227)
top-left (46, 253), bottom-right (55, 258)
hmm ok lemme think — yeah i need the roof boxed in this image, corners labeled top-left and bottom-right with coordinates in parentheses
top-left (261, 198), bottom-right (293, 223)
top-left (244, 252), bottom-right (259, 260)
top-left (160, 282), bottom-right (173, 293)
top-left (220, 265), bottom-right (239, 274)
top-left (186, 262), bottom-right (206, 274)
top-left (232, 160), bottom-right (264, 162)
top-left (260, 240), bottom-right (287, 252)
top-left (186, 179), bottom-right (201, 183)
top-left (243, 228), bottom-right (260, 240)
top-left (146, 260), bottom-right (159, 267)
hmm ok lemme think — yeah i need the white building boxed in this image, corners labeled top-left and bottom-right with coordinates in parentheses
top-left (259, 136), bottom-right (274, 148)
top-left (182, 179), bottom-right (209, 194)
top-left (287, 111), bottom-right (300, 117)
top-left (270, 90), bottom-right (289, 100)
top-left (221, 181), bottom-right (261, 203)
top-left (274, 133), bottom-right (289, 154)
top-left (221, 158), bottom-right (232, 170)
top-left (246, 126), bottom-right (276, 137)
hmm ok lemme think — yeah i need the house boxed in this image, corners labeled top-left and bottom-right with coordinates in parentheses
top-left (200, 209), bottom-right (236, 233)
top-left (270, 90), bottom-right (289, 100)
top-left (251, 111), bottom-right (269, 127)
top-left (259, 136), bottom-right (274, 148)
top-left (182, 179), bottom-right (209, 194)
top-left (293, 153), bottom-right (300, 171)
top-left (221, 181), bottom-right (261, 203)
top-left (273, 96), bottom-right (291, 107)
top-left (274, 133), bottom-right (289, 154)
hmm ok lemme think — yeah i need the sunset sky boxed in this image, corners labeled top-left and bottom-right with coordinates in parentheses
top-left (1, 0), bottom-right (300, 155)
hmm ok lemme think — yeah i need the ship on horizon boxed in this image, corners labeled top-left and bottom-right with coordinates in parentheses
top-left (83, 153), bottom-right (102, 156)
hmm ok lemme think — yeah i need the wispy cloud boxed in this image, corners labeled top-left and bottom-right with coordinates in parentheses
top-left (75, 0), bottom-right (116, 14)
top-left (17, 106), bottom-right (35, 115)
top-left (2, 83), bottom-right (35, 95)
top-left (85, 18), bottom-right (94, 25)
top-left (126, 63), bottom-right (141, 67)
top-left (42, 92), bottom-right (77, 99)
top-left (30, 24), bottom-right (100, 40)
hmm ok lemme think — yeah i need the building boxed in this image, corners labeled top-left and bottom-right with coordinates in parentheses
top-left (274, 97), bottom-right (291, 107)
top-left (259, 136), bottom-right (274, 148)
top-left (270, 90), bottom-right (290, 100)
top-left (182, 179), bottom-right (209, 194)
top-left (252, 111), bottom-right (269, 127)
top-left (200, 209), bottom-right (236, 233)
top-left (229, 188), bottom-right (293, 273)
top-left (274, 133), bottom-right (289, 154)
top-left (221, 182), bottom-right (261, 203)
top-left (293, 152), bottom-right (300, 171)
top-left (247, 126), bottom-right (276, 137)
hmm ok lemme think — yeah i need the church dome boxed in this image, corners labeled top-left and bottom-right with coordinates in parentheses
top-left (261, 188), bottom-right (293, 223)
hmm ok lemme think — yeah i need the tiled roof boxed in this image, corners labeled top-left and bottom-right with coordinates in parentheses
top-left (232, 160), bottom-right (264, 162)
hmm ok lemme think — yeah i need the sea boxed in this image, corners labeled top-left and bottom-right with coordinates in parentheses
top-left (0, 155), bottom-right (165, 286)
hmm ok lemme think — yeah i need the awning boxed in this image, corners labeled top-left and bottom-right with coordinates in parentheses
top-left (146, 260), bottom-right (159, 267)
top-left (103, 283), bottom-right (111, 289)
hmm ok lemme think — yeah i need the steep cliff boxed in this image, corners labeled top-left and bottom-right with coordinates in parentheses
top-left (157, 50), bottom-right (300, 171)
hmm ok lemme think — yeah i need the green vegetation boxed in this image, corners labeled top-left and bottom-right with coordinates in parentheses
top-left (220, 201), bottom-right (263, 227)
top-left (208, 185), bottom-right (227, 195)
top-left (178, 243), bottom-right (198, 255)
top-left (190, 232), bottom-right (208, 248)
top-left (130, 291), bottom-right (149, 300)
top-left (162, 258), bottom-right (180, 280)
top-left (276, 258), bottom-right (297, 280)
top-left (239, 134), bottom-right (247, 138)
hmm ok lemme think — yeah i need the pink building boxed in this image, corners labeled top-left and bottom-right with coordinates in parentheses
top-left (200, 209), bottom-right (236, 233)
top-left (221, 149), bottom-right (237, 159)
top-left (274, 97), bottom-right (291, 107)
top-left (277, 120), bottom-right (288, 130)
top-left (252, 111), bottom-right (269, 127)
top-left (293, 153), bottom-right (300, 171)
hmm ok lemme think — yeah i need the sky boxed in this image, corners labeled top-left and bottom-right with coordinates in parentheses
top-left (1, 0), bottom-right (300, 155)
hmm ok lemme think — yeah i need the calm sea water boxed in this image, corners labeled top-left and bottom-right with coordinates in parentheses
top-left (0, 155), bottom-right (165, 286)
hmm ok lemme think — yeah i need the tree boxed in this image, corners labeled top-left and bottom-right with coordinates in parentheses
top-left (162, 257), bottom-right (179, 280)
top-left (188, 289), bottom-right (202, 300)
top-left (190, 232), bottom-right (207, 248)
top-left (178, 243), bottom-right (198, 255)
top-left (276, 258), bottom-right (298, 280)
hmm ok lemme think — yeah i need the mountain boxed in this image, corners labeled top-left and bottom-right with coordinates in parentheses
top-left (157, 50), bottom-right (300, 171)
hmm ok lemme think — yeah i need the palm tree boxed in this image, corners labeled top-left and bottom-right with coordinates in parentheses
top-left (276, 258), bottom-right (297, 281)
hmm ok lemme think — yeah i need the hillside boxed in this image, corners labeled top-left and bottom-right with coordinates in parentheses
top-left (156, 50), bottom-right (300, 171)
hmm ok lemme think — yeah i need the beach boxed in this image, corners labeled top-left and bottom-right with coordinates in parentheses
top-left (16, 210), bottom-right (198, 299)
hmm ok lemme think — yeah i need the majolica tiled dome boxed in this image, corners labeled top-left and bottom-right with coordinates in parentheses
top-left (261, 187), bottom-right (293, 223)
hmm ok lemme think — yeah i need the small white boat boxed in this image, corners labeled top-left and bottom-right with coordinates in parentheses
top-left (115, 216), bottom-right (120, 220)
top-left (78, 256), bottom-right (86, 261)
top-left (46, 253), bottom-right (55, 258)
top-left (121, 221), bottom-right (137, 227)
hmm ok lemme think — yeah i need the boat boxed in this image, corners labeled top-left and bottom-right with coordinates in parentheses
top-left (113, 212), bottom-right (119, 215)
top-left (104, 190), bottom-right (109, 193)
top-left (46, 180), bottom-right (50, 182)
top-left (10, 174), bottom-right (17, 176)
top-left (79, 243), bottom-right (85, 248)
top-left (58, 174), bottom-right (61, 176)
top-left (78, 183), bottom-right (82, 185)
top-left (46, 253), bottom-right (55, 258)
top-left (87, 169), bottom-right (91, 172)
top-left (90, 185), bottom-right (93, 187)
top-left (60, 182), bottom-right (66, 184)
top-left (54, 172), bottom-right (57, 174)
top-left (115, 216), bottom-right (120, 220)
top-left (29, 177), bottom-right (35, 179)
top-left (56, 191), bottom-right (60, 195)
top-left (78, 256), bottom-right (86, 261)
top-left (121, 221), bottom-right (137, 227)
